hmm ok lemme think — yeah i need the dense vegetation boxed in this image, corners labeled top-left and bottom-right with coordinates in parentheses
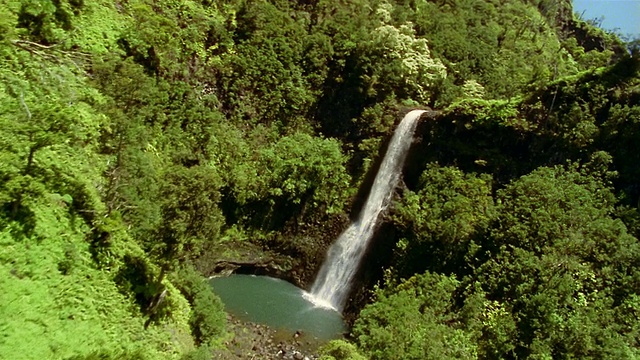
top-left (0, 0), bottom-right (638, 359)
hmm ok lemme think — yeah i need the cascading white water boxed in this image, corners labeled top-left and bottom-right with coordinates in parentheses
top-left (306, 110), bottom-right (426, 312)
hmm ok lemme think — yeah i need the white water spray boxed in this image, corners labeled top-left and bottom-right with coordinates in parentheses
top-left (306, 110), bottom-right (425, 312)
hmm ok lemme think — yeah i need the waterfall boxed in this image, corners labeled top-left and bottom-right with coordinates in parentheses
top-left (306, 109), bottom-right (426, 312)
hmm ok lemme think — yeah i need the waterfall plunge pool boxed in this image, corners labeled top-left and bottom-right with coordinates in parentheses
top-left (209, 275), bottom-right (347, 340)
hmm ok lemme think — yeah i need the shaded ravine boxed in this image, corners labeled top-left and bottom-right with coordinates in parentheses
top-left (306, 109), bottom-right (426, 311)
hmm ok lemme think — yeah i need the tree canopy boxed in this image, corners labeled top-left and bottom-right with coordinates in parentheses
top-left (0, 0), bottom-right (638, 358)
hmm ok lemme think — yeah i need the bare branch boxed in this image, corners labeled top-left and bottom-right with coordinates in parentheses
top-left (11, 39), bottom-right (91, 65)
top-left (19, 91), bottom-right (31, 121)
top-left (11, 39), bottom-right (58, 50)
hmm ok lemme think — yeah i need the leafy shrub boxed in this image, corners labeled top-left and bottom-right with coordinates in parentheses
top-left (180, 346), bottom-right (212, 360)
top-left (65, 349), bottom-right (148, 360)
top-left (319, 340), bottom-right (367, 360)
top-left (172, 266), bottom-right (226, 346)
top-left (353, 272), bottom-right (477, 360)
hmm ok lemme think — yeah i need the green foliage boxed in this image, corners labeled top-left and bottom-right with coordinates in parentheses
top-left (66, 0), bottom-right (129, 54)
top-left (392, 164), bottom-right (494, 277)
top-left (14, 0), bottom-right (80, 44)
top-left (179, 346), bottom-right (213, 360)
top-left (490, 161), bottom-right (616, 252)
top-left (445, 99), bottom-right (523, 129)
top-left (319, 339), bottom-right (367, 360)
top-left (256, 133), bottom-right (351, 213)
top-left (114, 0), bottom-right (233, 78)
top-left (0, 224), bottom-right (193, 360)
top-left (398, 0), bottom-right (593, 103)
top-left (172, 266), bottom-right (226, 347)
top-left (0, 2), bottom-right (216, 358)
top-left (0, 38), bottom-right (106, 231)
top-left (472, 163), bottom-right (640, 358)
top-left (357, 162), bottom-right (640, 359)
top-left (227, 132), bottom-right (352, 230)
top-left (0, 0), bottom-right (638, 358)
top-left (219, 0), bottom-right (313, 127)
top-left (65, 349), bottom-right (149, 360)
top-left (354, 272), bottom-right (477, 360)
top-left (152, 165), bottom-right (225, 266)
top-left (359, 2), bottom-right (447, 104)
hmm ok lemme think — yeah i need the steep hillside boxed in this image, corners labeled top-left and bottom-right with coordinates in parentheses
top-left (0, 0), bottom-right (637, 359)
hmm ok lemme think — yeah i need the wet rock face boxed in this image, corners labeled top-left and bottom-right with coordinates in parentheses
top-left (196, 212), bottom-right (350, 290)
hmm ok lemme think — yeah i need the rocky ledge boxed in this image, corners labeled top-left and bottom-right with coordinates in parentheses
top-left (211, 314), bottom-right (331, 360)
